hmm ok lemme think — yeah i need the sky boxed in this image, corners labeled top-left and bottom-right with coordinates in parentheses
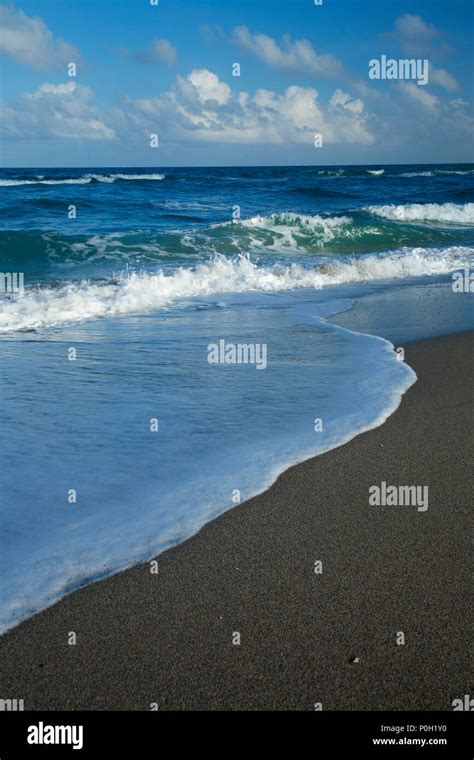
top-left (0, 0), bottom-right (473, 167)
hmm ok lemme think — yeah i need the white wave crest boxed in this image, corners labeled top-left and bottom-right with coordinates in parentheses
top-left (1, 247), bottom-right (472, 334)
top-left (400, 169), bottom-right (474, 177)
top-left (0, 173), bottom-right (165, 187)
top-left (218, 212), bottom-right (375, 249)
top-left (0, 177), bottom-right (93, 186)
top-left (367, 169), bottom-right (385, 175)
top-left (112, 173), bottom-right (165, 180)
top-left (366, 202), bottom-right (474, 224)
top-left (399, 172), bottom-right (435, 178)
top-left (317, 169), bottom-right (345, 177)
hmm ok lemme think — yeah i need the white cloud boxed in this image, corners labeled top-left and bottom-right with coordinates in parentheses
top-left (394, 14), bottom-right (438, 41)
top-left (27, 82), bottom-right (77, 99)
top-left (384, 14), bottom-right (454, 58)
top-left (4, 62), bottom-right (472, 161)
top-left (329, 89), bottom-right (365, 114)
top-left (430, 67), bottom-right (458, 92)
top-left (1, 81), bottom-right (116, 140)
top-left (232, 26), bottom-right (344, 78)
top-left (187, 69), bottom-right (231, 104)
top-left (0, 5), bottom-right (80, 70)
top-left (123, 68), bottom-right (373, 146)
top-left (400, 82), bottom-right (439, 113)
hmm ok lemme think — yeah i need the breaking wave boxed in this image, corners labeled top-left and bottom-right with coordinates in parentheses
top-left (218, 212), bottom-right (383, 250)
top-left (366, 203), bottom-right (474, 224)
top-left (0, 173), bottom-right (166, 187)
top-left (1, 246), bottom-right (471, 334)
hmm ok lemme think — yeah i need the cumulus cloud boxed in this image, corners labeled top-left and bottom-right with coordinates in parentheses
top-left (119, 37), bottom-right (177, 66)
top-left (187, 68), bottom-right (231, 104)
top-left (123, 68), bottom-right (373, 145)
top-left (232, 26), bottom-right (344, 78)
top-left (3, 61), bottom-right (472, 161)
top-left (0, 4), bottom-right (81, 70)
top-left (329, 89), bottom-right (365, 114)
top-left (1, 81), bottom-right (116, 140)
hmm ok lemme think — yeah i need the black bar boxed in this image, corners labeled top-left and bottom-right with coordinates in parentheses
top-left (0, 711), bottom-right (470, 758)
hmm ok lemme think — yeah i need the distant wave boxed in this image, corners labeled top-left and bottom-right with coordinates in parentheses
top-left (317, 169), bottom-right (345, 177)
top-left (1, 246), bottom-right (471, 334)
top-left (106, 173), bottom-right (166, 181)
top-left (366, 202), bottom-right (474, 224)
top-left (0, 173), bottom-right (166, 187)
top-left (0, 178), bottom-right (93, 186)
top-left (400, 172), bottom-right (435, 178)
top-left (367, 169), bottom-right (385, 175)
top-left (400, 169), bottom-right (474, 178)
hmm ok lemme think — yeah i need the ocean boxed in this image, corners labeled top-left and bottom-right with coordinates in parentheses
top-left (1, 163), bottom-right (473, 633)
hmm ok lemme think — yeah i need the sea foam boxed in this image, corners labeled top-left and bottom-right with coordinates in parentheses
top-left (0, 246), bottom-right (471, 333)
top-left (366, 202), bottom-right (474, 224)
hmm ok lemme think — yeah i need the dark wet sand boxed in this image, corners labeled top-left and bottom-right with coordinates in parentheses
top-left (0, 332), bottom-right (471, 710)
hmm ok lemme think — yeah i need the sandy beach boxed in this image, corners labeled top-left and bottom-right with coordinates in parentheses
top-left (0, 331), bottom-right (471, 711)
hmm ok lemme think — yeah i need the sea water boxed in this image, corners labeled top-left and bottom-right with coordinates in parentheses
top-left (0, 164), bottom-right (473, 632)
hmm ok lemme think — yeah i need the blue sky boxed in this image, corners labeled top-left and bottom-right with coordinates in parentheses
top-left (0, 0), bottom-right (473, 166)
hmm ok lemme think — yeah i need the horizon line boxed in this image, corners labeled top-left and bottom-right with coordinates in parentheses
top-left (1, 160), bottom-right (473, 170)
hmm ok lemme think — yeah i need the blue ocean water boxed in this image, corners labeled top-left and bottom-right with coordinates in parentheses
top-left (1, 164), bottom-right (473, 632)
